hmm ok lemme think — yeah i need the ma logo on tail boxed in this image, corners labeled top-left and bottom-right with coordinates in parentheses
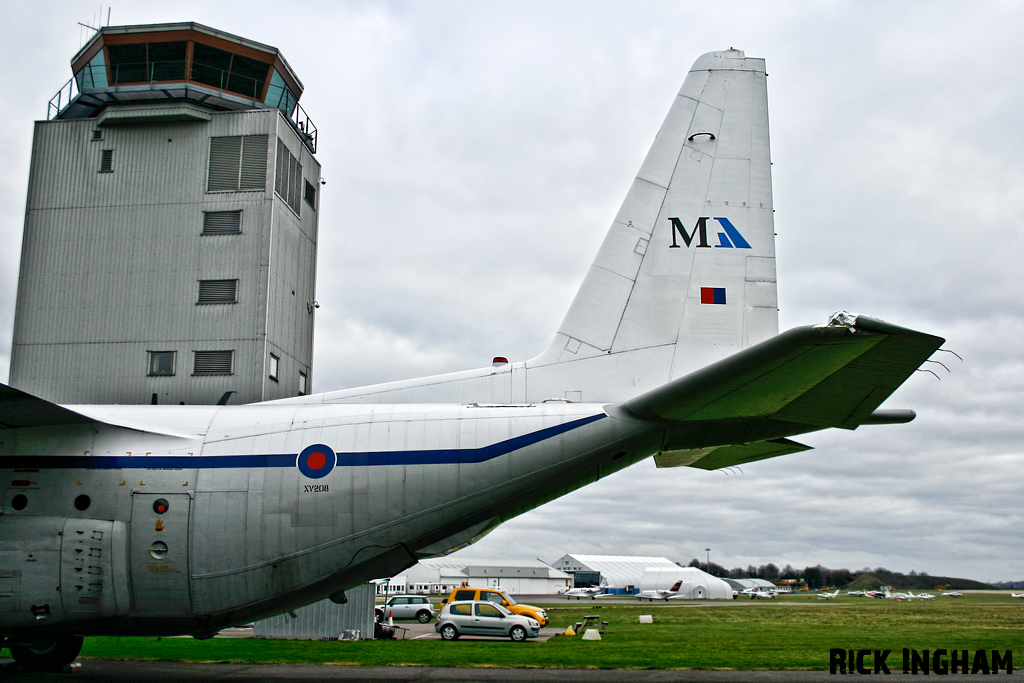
top-left (669, 217), bottom-right (751, 249)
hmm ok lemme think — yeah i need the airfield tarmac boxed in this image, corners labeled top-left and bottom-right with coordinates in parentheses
top-left (3, 593), bottom-right (1017, 680)
top-left (0, 658), bottom-right (975, 682)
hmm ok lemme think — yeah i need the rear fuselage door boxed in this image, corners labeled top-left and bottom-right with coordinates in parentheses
top-left (130, 493), bottom-right (191, 614)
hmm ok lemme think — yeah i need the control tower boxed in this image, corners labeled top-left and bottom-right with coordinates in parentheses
top-left (9, 23), bottom-right (321, 405)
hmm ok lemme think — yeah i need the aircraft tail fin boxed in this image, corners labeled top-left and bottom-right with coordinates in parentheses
top-left (527, 49), bottom-right (778, 402)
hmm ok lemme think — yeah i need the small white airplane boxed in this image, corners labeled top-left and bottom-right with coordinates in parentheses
top-left (636, 580), bottom-right (684, 602)
top-left (0, 47), bottom-right (946, 671)
top-left (564, 586), bottom-right (613, 600)
top-left (942, 592), bottom-right (964, 598)
top-left (883, 590), bottom-right (914, 601)
top-left (1010, 593), bottom-right (1024, 599)
top-left (817, 589), bottom-right (840, 599)
top-left (742, 587), bottom-right (778, 599)
top-left (907, 591), bottom-right (935, 600)
top-left (844, 590), bottom-right (867, 597)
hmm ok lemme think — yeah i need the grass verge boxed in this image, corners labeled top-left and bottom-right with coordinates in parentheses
top-left (70, 594), bottom-right (1023, 670)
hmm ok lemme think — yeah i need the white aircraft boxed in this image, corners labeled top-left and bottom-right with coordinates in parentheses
top-left (743, 587), bottom-right (779, 600)
top-left (817, 590), bottom-right (840, 599)
top-left (1010, 593), bottom-right (1024, 599)
top-left (564, 586), bottom-right (613, 600)
top-left (0, 48), bottom-right (945, 671)
top-left (908, 592), bottom-right (935, 600)
top-left (636, 581), bottom-right (685, 602)
top-left (942, 592), bottom-right (964, 598)
top-left (884, 590), bottom-right (913, 601)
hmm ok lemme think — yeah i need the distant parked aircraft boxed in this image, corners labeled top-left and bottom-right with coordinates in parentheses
top-left (636, 581), bottom-right (685, 602)
top-left (817, 590), bottom-right (840, 599)
top-left (1010, 593), bottom-right (1024, 599)
top-left (942, 592), bottom-right (964, 598)
top-left (564, 586), bottom-right (613, 600)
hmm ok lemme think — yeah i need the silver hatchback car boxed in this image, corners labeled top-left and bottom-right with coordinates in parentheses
top-left (434, 600), bottom-right (541, 642)
top-left (375, 595), bottom-right (436, 623)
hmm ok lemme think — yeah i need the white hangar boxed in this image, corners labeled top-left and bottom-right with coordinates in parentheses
top-left (383, 558), bottom-right (571, 595)
top-left (552, 554), bottom-right (680, 593)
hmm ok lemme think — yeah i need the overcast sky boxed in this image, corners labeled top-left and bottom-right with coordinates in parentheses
top-left (1, 1), bottom-right (1021, 583)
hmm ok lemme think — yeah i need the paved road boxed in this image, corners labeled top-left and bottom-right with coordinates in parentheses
top-left (5, 658), bottom-right (994, 682)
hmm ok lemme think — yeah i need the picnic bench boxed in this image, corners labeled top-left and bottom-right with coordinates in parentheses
top-left (573, 614), bottom-right (608, 634)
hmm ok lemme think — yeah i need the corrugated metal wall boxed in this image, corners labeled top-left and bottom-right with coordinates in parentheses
top-left (9, 107), bottom-right (320, 405)
top-left (252, 584), bottom-right (376, 640)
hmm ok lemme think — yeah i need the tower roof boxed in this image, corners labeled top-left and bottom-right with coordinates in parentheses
top-left (46, 22), bottom-right (316, 151)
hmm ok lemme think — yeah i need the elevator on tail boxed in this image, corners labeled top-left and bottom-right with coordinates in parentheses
top-left (0, 48), bottom-right (945, 670)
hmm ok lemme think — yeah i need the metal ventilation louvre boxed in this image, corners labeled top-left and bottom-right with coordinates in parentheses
top-left (208, 135), bottom-right (268, 192)
top-left (202, 211), bottom-right (242, 235)
top-left (208, 136), bottom-right (241, 190)
top-left (197, 279), bottom-right (238, 304)
top-left (193, 350), bottom-right (233, 376)
top-left (240, 135), bottom-right (268, 190)
top-left (275, 138), bottom-right (302, 215)
top-left (99, 149), bottom-right (113, 172)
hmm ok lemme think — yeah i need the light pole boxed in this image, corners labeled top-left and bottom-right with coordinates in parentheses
top-left (705, 548), bottom-right (711, 575)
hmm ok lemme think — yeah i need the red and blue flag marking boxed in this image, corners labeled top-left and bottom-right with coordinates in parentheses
top-left (700, 287), bottom-right (726, 305)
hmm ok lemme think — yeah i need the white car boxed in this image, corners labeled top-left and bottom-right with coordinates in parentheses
top-left (434, 600), bottom-right (541, 641)
top-left (375, 595), bottom-right (436, 623)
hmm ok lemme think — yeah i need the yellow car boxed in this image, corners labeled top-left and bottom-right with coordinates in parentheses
top-left (441, 587), bottom-right (547, 626)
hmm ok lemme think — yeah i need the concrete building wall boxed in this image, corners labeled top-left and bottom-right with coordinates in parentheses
top-left (10, 105), bottom-right (319, 405)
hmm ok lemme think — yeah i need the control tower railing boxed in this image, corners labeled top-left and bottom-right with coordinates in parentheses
top-left (47, 68), bottom-right (318, 154)
top-left (47, 77), bottom-right (80, 121)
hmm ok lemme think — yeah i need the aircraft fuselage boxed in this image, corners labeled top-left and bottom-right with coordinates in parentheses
top-left (0, 401), bottom-right (659, 637)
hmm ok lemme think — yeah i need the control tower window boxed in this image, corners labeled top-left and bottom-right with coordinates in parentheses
top-left (107, 41), bottom-right (186, 84)
top-left (191, 43), bottom-right (270, 100)
top-left (149, 351), bottom-right (176, 376)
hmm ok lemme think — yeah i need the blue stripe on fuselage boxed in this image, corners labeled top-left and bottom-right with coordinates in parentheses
top-left (0, 413), bottom-right (607, 470)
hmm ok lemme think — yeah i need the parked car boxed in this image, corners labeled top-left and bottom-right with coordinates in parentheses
top-left (375, 595), bottom-right (436, 623)
top-left (440, 587), bottom-right (548, 626)
top-left (434, 600), bottom-right (541, 642)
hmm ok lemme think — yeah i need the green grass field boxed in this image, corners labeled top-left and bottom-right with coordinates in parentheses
top-left (64, 594), bottom-right (1022, 670)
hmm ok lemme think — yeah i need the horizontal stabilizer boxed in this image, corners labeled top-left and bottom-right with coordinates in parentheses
top-left (655, 437), bottom-right (812, 470)
top-left (0, 383), bottom-right (98, 430)
top-left (622, 314), bottom-right (944, 430)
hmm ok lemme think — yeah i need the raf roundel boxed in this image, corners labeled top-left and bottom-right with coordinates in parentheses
top-left (297, 444), bottom-right (336, 479)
